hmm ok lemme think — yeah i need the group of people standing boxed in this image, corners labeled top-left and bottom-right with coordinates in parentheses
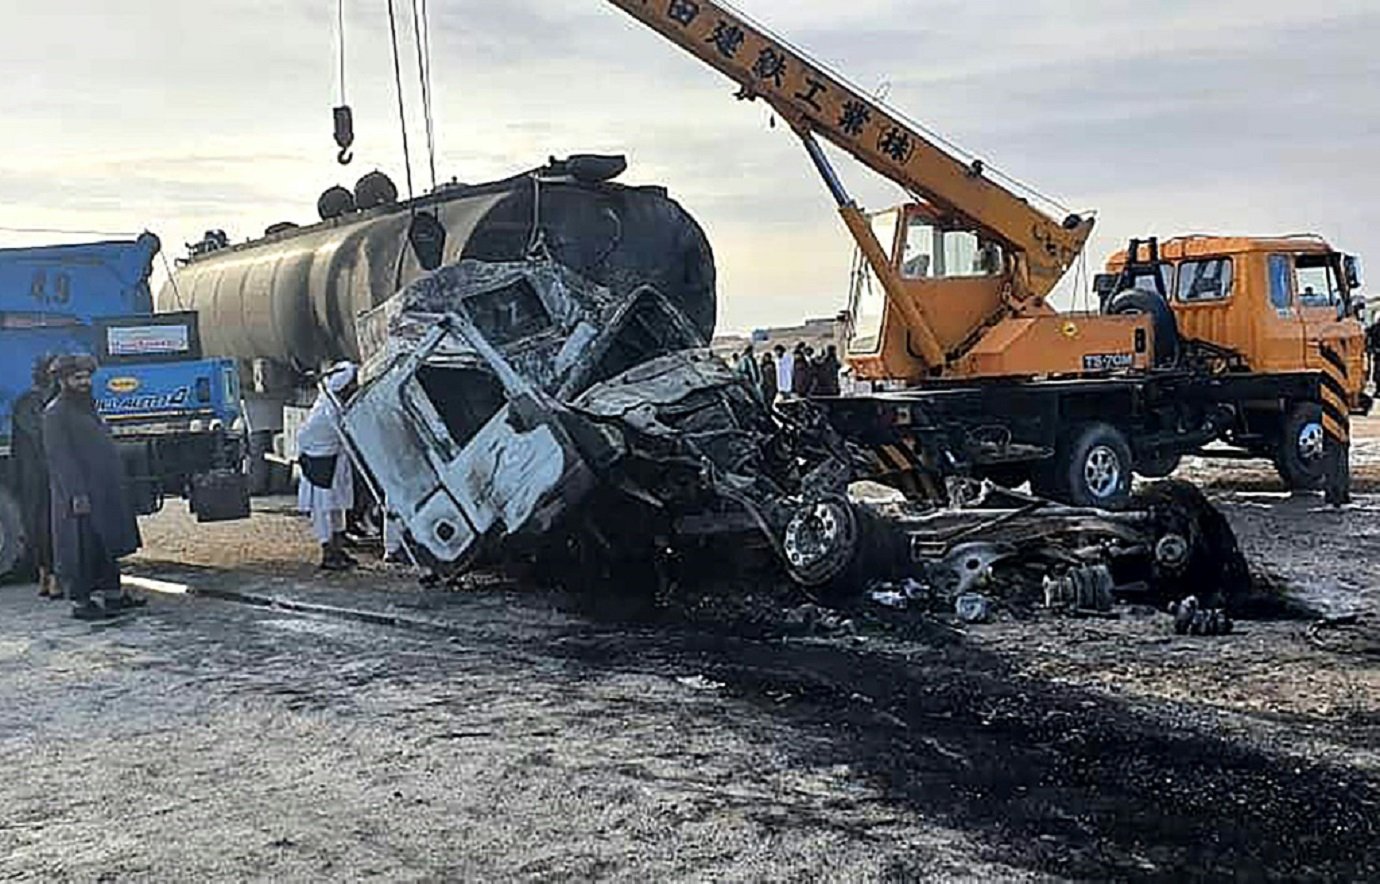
top-left (12, 354), bottom-right (145, 620)
top-left (737, 341), bottom-right (842, 402)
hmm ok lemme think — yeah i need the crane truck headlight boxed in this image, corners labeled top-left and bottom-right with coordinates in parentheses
top-left (189, 419), bottom-right (205, 433)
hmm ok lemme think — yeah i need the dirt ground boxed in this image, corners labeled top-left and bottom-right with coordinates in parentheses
top-left (2, 429), bottom-right (1379, 880)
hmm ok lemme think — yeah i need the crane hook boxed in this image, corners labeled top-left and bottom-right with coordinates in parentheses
top-left (333, 105), bottom-right (355, 167)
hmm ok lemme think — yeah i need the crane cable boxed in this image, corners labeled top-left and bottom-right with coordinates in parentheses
top-left (336, 0), bottom-right (347, 105)
top-left (385, 0), bottom-right (415, 201)
top-left (332, 0), bottom-right (354, 165)
top-left (411, 0), bottom-right (438, 192)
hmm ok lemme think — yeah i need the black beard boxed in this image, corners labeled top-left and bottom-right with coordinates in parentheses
top-left (61, 387), bottom-right (96, 409)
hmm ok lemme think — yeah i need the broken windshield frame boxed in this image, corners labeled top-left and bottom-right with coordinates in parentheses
top-left (848, 209), bottom-right (898, 355)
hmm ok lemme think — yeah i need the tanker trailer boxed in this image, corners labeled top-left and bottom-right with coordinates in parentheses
top-left (157, 155), bottom-right (716, 493)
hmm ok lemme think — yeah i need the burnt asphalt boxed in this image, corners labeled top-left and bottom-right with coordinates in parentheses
top-left (2, 541), bottom-right (1379, 881)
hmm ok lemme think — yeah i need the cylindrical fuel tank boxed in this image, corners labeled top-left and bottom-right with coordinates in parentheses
top-left (158, 161), bottom-right (716, 375)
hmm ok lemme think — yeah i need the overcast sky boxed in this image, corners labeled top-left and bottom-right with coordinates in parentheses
top-left (1, 0), bottom-right (1376, 332)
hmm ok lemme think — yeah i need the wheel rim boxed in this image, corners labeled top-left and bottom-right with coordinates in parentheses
top-left (1297, 422), bottom-right (1325, 463)
top-left (782, 498), bottom-right (858, 586)
top-left (1084, 445), bottom-right (1123, 499)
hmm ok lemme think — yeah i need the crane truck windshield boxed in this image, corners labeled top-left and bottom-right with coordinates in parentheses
top-left (899, 216), bottom-right (1004, 280)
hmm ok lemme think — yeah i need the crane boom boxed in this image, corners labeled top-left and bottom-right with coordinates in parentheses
top-left (603, 0), bottom-right (1093, 299)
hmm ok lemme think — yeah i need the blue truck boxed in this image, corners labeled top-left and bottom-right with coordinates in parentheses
top-left (0, 233), bottom-right (249, 577)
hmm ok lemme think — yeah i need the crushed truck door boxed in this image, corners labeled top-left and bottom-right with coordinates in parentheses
top-left (337, 315), bottom-right (600, 574)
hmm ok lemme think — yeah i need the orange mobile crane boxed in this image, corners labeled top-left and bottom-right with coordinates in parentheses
top-left (606, 0), bottom-right (1370, 506)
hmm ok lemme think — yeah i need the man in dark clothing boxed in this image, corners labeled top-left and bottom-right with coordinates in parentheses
top-left (43, 355), bottom-right (145, 620)
top-left (815, 345), bottom-right (842, 396)
top-left (759, 350), bottom-right (778, 402)
top-left (792, 344), bottom-right (816, 397)
top-left (734, 344), bottom-right (763, 392)
top-left (13, 355), bottom-right (58, 598)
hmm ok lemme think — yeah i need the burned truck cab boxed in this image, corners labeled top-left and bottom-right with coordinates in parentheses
top-left (341, 259), bottom-right (705, 572)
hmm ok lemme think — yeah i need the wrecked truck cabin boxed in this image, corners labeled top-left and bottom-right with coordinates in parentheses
top-left (342, 257), bottom-right (707, 573)
top-left (336, 257), bottom-right (1250, 615)
top-left (158, 154), bottom-right (716, 494)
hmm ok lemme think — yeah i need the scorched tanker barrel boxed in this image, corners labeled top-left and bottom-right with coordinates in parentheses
top-left (157, 158), bottom-right (716, 376)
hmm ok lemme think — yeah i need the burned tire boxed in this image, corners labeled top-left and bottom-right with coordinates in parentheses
top-left (1106, 288), bottom-right (1180, 368)
top-left (0, 487), bottom-right (29, 581)
top-left (1055, 422), bottom-right (1134, 509)
top-left (1132, 480), bottom-right (1251, 610)
top-left (1275, 402), bottom-right (1327, 491)
top-left (783, 499), bottom-right (899, 603)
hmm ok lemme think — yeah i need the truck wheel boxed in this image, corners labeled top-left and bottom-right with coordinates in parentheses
top-left (1106, 289), bottom-right (1180, 368)
top-left (1275, 402), bottom-right (1327, 491)
top-left (0, 488), bottom-right (29, 580)
top-left (1059, 422), bottom-right (1134, 509)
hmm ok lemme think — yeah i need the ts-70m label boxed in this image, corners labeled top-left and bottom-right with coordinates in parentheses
top-left (1082, 353), bottom-right (1134, 372)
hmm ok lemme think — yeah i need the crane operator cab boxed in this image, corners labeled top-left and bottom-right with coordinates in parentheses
top-left (848, 204), bottom-right (1014, 370)
top-left (845, 201), bottom-right (1153, 384)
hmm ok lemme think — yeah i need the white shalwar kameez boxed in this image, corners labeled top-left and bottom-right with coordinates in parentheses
top-left (776, 352), bottom-right (794, 399)
top-left (297, 365), bottom-right (356, 543)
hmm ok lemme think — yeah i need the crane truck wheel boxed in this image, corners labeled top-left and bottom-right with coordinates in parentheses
top-left (1054, 422), bottom-right (1134, 509)
top-left (0, 487), bottom-right (29, 581)
top-left (1274, 402), bottom-right (1328, 491)
top-left (1105, 289), bottom-right (1180, 368)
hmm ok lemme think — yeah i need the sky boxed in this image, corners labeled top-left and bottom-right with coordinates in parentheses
top-left (1, 0), bottom-right (1377, 333)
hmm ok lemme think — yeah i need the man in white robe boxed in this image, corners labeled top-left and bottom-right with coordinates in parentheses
top-left (774, 344), bottom-right (793, 401)
top-left (297, 362), bottom-right (358, 571)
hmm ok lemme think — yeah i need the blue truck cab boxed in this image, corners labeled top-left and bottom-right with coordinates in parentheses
top-left (0, 233), bottom-right (249, 576)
